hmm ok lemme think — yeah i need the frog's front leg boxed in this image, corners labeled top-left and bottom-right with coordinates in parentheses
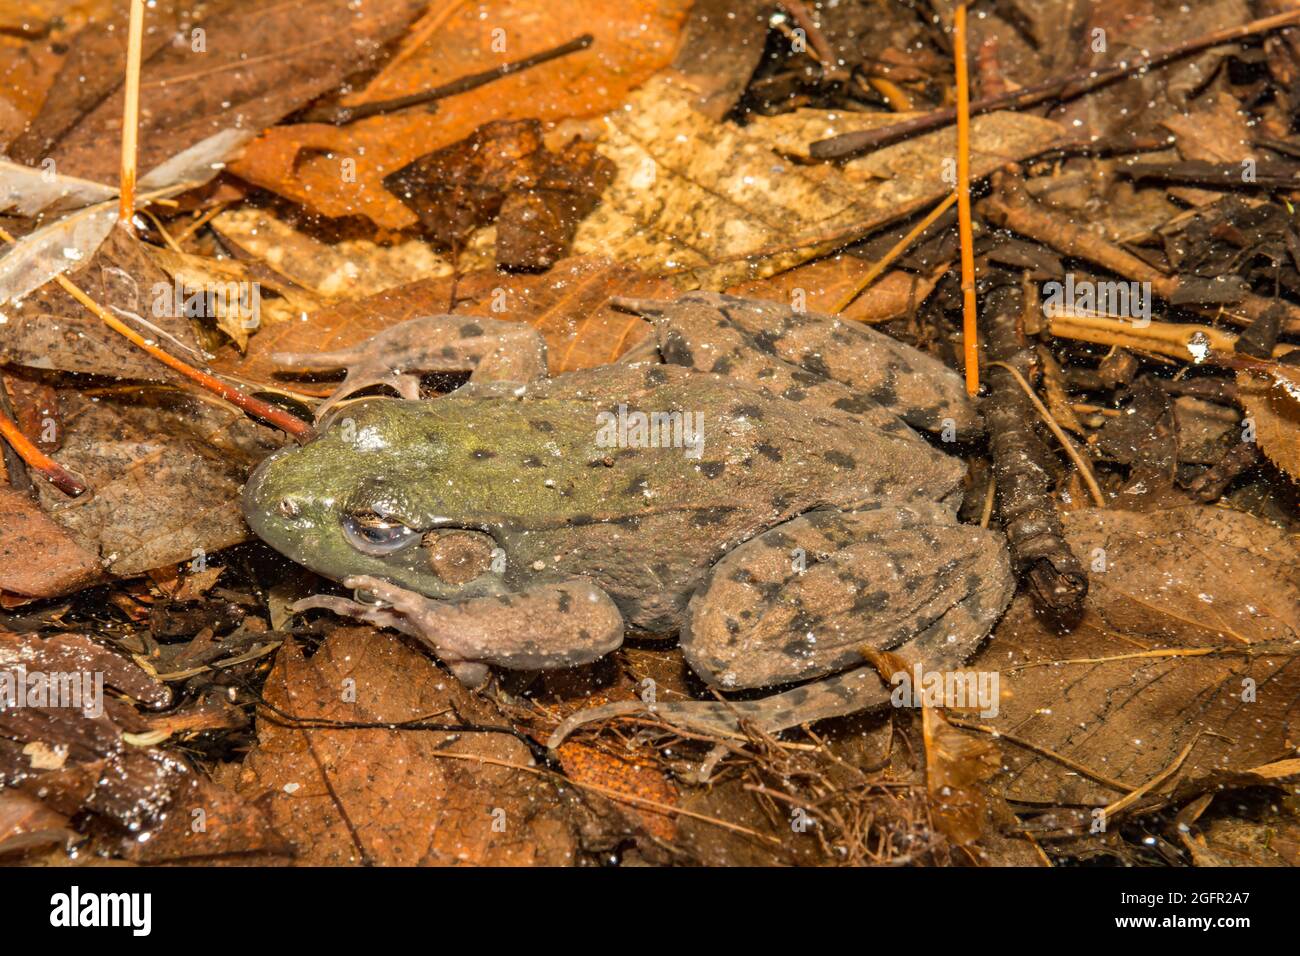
top-left (549, 503), bottom-right (1013, 753)
top-left (272, 315), bottom-right (548, 420)
top-left (292, 574), bottom-right (623, 687)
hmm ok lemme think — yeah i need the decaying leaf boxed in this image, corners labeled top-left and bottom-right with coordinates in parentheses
top-left (214, 255), bottom-right (672, 390)
top-left (0, 487), bottom-right (102, 599)
top-left (235, 627), bottom-right (577, 866)
top-left (38, 0), bottom-right (426, 184)
top-left (972, 506), bottom-right (1300, 808)
top-left (33, 388), bottom-right (280, 576)
top-left (209, 207), bottom-right (455, 299)
top-left (229, 0), bottom-right (691, 228)
top-left (569, 77), bottom-right (1064, 289)
top-left (726, 254), bottom-right (946, 324)
top-left (1237, 370), bottom-right (1300, 481)
top-left (384, 119), bottom-right (614, 271)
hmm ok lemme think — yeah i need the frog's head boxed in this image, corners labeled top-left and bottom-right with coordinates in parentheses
top-left (242, 399), bottom-right (501, 599)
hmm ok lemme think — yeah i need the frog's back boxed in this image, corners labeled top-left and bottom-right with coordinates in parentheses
top-left (421, 364), bottom-right (965, 629)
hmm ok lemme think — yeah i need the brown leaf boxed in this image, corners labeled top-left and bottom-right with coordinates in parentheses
top-left (921, 706), bottom-right (1001, 847)
top-left (384, 119), bottom-right (614, 271)
top-left (208, 206), bottom-right (453, 298)
top-left (1238, 370), bottom-right (1300, 481)
top-left (725, 254), bottom-right (945, 324)
top-left (972, 506), bottom-right (1300, 808)
top-left (33, 388), bottom-right (281, 576)
top-left (41, 0), bottom-right (427, 183)
top-left (0, 487), bottom-right (102, 598)
top-left (0, 630), bottom-right (170, 708)
top-left (570, 80), bottom-right (1063, 289)
top-left (235, 627), bottom-right (577, 866)
top-left (0, 228), bottom-right (200, 381)
top-left (214, 255), bottom-right (671, 390)
top-left (230, 0), bottom-right (690, 228)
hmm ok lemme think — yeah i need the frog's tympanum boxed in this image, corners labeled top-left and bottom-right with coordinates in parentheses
top-left (243, 293), bottom-right (1014, 752)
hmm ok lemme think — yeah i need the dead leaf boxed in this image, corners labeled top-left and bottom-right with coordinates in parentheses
top-left (236, 627), bottom-right (577, 865)
top-left (0, 487), bottom-right (102, 598)
top-left (230, 0), bottom-right (690, 228)
top-left (921, 705), bottom-right (1002, 847)
top-left (34, 388), bottom-right (280, 576)
top-left (0, 228), bottom-right (201, 381)
top-left (1237, 370), bottom-right (1300, 481)
top-left (726, 254), bottom-right (946, 324)
top-left (210, 207), bottom-right (454, 298)
top-left (385, 119), bottom-right (614, 271)
top-left (569, 78), bottom-right (1063, 289)
top-left (215, 255), bottom-right (671, 390)
top-left (972, 506), bottom-right (1300, 807)
top-left (39, 0), bottom-right (427, 184)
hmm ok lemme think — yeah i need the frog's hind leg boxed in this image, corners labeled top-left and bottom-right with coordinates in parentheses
top-left (547, 504), bottom-right (1014, 772)
top-left (271, 315), bottom-right (548, 420)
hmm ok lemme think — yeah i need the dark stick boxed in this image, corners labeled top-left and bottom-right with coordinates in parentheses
top-left (809, 8), bottom-right (1300, 160)
top-left (299, 33), bottom-right (595, 126)
top-left (982, 280), bottom-right (1088, 627)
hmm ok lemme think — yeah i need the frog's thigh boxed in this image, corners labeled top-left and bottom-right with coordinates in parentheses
top-left (681, 503), bottom-right (1014, 690)
top-left (345, 574), bottom-right (624, 674)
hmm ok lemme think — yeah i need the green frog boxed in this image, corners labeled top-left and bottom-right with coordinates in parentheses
top-left (242, 293), bottom-right (1013, 754)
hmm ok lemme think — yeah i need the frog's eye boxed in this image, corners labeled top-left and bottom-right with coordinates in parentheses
top-left (341, 512), bottom-right (419, 556)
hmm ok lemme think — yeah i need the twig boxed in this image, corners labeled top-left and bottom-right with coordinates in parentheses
top-left (0, 405), bottom-right (86, 496)
top-left (780, 0), bottom-right (837, 67)
top-left (949, 716), bottom-right (1136, 794)
top-left (954, 4), bottom-right (978, 396)
top-left (988, 361), bottom-right (1106, 507)
top-left (810, 7), bottom-right (1300, 159)
top-left (982, 282), bottom-right (1090, 624)
top-left (833, 193), bottom-right (956, 314)
top-left (0, 227), bottom-right (315, 442)
top-left (298, 34), bottom-right (594, 125)
top-left (117, 0), bottom-right (145, 228)
top-left (1100, 738), bottom-right (1198, 820)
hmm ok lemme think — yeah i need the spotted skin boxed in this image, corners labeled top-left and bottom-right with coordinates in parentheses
top-left (243, 295), bottom-right (1013, 753)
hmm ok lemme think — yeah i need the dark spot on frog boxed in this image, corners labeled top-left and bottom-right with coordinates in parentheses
top-left (528, 419), bottom-right (555, 432)
top-left (769, 531), bottom-right (795, 550)
top-left (710, 356), bottom-right (733, 374)
top-left (853, 590), bottom-right (891, 612)
top-left (782, 638), bottom-right (814, 660)
top-left (755, 441), bottom-right (783, 463)
top-left (725, 618), bottom-right (740, 636)
top-left (869, 382), bottom-right (898, 406)
top-left (625, 474), bottom-right (649, 495)
top-left (587, 456), bottom-right (615, 467)
top-left (802, 353), bottom-right (832, 378)
top-left (730, 568), bottom-right (756, 585)
top-left (791, 370), bottom-right (822, 387)
top-left (578, 628), bottom-right (591, 644)
top-left (557, 590), bottom-right (572, 613)
top-left (730, 403), bottom-right (763, 420)
top-left (756, 367), bottom-right (776, 379)
top-left (781, 386), bottom-right (806, 403)
top-left (522, 456), bottom-right (544, 468)
top-left (832, 395), bottom-right (877, 415)
top-left (459, 322), bottom-right (484, 338)
top-left (644, 366), bottom-right (669, 386)
top-left (440, 345), bottom-right (457, 359)
top-left (612, 514), bottom-right (643, 529)
top-left (471, 449), bottom-right (497, 460)
top-left (660, 330), bottom-right (694, 367)
top-left (698, 461), bottom-right (725, 479)
top-left (691, 506), bottom-right (737, 527)
top-left (771, 493), bottom-right (791, 510)
top-left (752, 330), bottom-right (780, 354)
top-left (824, 450), bottom-right (856, 469)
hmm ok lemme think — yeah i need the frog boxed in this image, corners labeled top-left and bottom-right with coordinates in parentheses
top-left (241, 292), bottom-right (1014, 758)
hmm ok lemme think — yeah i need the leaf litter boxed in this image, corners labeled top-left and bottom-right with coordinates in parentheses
top-left (1, 0), bottom-right (1300, 869)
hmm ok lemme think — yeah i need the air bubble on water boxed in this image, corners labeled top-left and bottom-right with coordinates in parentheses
top-left (1186, 332), bottom-right (1210, 363)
